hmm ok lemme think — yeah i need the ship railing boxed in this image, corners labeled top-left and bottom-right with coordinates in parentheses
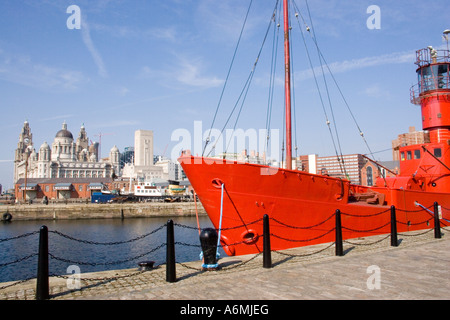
top-left (410, 75), bottom-right (450, 104)
top-left (415, 48), bottom-right (450, 67)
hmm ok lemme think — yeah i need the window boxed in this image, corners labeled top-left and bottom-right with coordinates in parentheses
top-left (78, 185), bottom-right (83, 192)
top-left (366, 166), bottom-right (373, 186)
top-left (434, 148), bottom-right (442, 158)
top-left (407, 151), bottom-right (412, 160)
top-left (45, 185), bottom-right (49, 192)
top-left (414, 150), bottom-right (421, 159)
top-left (400, 152), bottom-right (405, 161)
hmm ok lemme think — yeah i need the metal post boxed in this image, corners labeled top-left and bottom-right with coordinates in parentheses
top-left (335, 209), bottom-right (344, 256)
top-left (263, 214), bottom-right (272, 268)
top-left (390, 205), bottom-right (399, 247)
top-left (200, 228), bottom-right (219, 271)
top-left (166, 219), bottom-right (176, 282)
top-left (36, 226), bottom-right (49, 300)
top-left (433, 202), bottom-right (442, 239)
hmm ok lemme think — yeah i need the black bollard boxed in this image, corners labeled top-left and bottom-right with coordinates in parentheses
top-left (433, 202), bottom-right (442, 239)
top-left (263, 214), bottom-right (272, 268)
top-left (166, 219), bottom-right (176, 282)
top-left (36, 226), bottom-right (49, 300)
top-left (138, 261), bottom-right (155, 271)
top-left (335, 209), bottom-right (344, 256)
top-left (390, 205), bottom-right (399, 247)
top-left (199, 228), bottom-right (219, 270)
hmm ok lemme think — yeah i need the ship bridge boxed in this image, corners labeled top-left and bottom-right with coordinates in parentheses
top-left (390, 39), bottom-right (450, 194)
top-left (410, 46), bottom-right (450, 143)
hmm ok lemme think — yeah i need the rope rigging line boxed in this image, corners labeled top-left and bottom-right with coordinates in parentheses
top-left (312, 42), bottom-right (389, 185)
top-left (224, 1), bottom-right (282, 156)
top-left (216, 183), bottom-right (225, 259)
top-left (264, 1), bottom-right (282, 160)
top-left (305, 0), bottom-right (347, 174)
top-left (291, 0), bottom-right (387, 184)
top-left (300, 0), bottom-right (348, 178)
top-left (206, 1), bottom-right (281, 157)
top-left (289, 0), bottom-right (346, 176)
top-left (302, 0), bottom-right (378, 165)
top-left (203, 0), bottom-right (254, 156)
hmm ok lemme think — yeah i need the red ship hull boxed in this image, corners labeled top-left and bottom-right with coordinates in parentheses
top-left (178, 5), bottom-right (450, 256)
top-left (180, 155), bottom-right (450, 256)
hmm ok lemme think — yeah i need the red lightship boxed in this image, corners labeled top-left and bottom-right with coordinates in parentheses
top-left (179, 1), bottom-right (450, 256)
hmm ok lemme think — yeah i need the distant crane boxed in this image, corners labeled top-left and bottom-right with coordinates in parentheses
top-left (162, 143), bottom-right (168, 158)
top-left (94, 132), bottom-right (115, 159)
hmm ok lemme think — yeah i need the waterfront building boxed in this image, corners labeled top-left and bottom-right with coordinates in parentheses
top-left (213, 149), bottom-right (267, 164)
top-left (121, 130), bottom-right (186, 182)
top-left (120, 146), bottom-right (134, 169)
top-left (121, 130), bottom-right (163, 181)
top-left (392, 126), bottom-right (430, 161)
top-left (315, 154), bottom-right (366, 185)
top-left (15, 177), bottom-right (113, 202)
top-left (297, 153), bottom-right (398, 186)
top-left (14, 120), bottom-right (120, 201)
top-left (134, 130), bottom-right (153, 167)
top-left (361, 160), bottom-right (399, 187)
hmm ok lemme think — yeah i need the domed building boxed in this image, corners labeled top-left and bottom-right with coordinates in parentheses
top-left (51, 121), bottom-right (77, 162)
top-left (14, 121), bottom-right (120, 201)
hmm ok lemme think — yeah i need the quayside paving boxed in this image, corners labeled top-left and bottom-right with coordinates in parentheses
top-left (1, 229), bottom-right (449, 300)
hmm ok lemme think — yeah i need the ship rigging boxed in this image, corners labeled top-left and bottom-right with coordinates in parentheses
top-left (179, 0), bottom-right (450, 256)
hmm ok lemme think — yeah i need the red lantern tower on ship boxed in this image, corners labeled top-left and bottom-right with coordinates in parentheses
top-left (406, 35), bottom-right (450, 193)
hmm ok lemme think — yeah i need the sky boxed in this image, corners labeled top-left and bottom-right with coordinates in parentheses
top-left (0, 0), bottom-right (448, 190)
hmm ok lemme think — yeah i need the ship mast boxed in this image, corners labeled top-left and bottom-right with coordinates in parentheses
top-left (283, 0), bottom-right (293, 170)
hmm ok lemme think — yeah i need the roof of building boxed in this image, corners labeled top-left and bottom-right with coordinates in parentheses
top-left (379, 160), bottom-right (400, 170)
top-left (55, 129), bottom-right (73, 139)
top-left (15, 177), bottom-right (113, 185)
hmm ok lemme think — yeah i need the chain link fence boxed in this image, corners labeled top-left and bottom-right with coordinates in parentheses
top-left (1, 202), bottom-right (449, 298)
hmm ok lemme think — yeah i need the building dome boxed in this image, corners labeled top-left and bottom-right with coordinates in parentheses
top-left (55, 129), bottom-right (73, 139)
top-left (40, 141), bottom-right (50, 150)
top-left (55, 121), bottom-right (73, 139)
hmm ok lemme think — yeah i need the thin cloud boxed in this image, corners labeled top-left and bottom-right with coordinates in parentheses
top-left (90, 22), bottom-right (178, 43)
top-left (81, 18), bottom-right (108, 78)
top-left (175, 58), bottom-right (223, 88)
top-left (0, 49), bottom-right (86, 90)
top-left (197, 0), bottom-right (261, 41)
top-left (37, 114), bottom-right (75, 122)
top-left (140, 56), bottom-right (224, 89)
top-left (295, 50), bottom-right (416, 81)
top-left (91, 120), bottom-right (140, 129)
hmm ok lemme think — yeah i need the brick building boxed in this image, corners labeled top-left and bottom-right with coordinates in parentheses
top-left (360, 160), bottom-right (399, 187)
top-left (297, 153), bottom-right (399, 186)
top-left (15, 177), bottom-right (113, 202)
top-left (392, 126), bottom-right (430, 161)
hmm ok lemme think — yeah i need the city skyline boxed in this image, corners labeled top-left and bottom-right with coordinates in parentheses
top-left (1, 0), bottom-right (449, 189)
